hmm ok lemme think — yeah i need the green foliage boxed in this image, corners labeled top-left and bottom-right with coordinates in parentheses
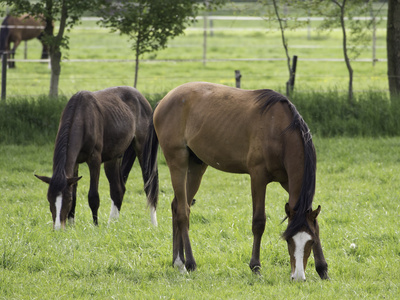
top-left (98, 0), bottom-right (195, 56)
top-left (97, 0), bottom-right (226, 86)
top-left (0, 90), bottom-right (398, 146)
top-left (292, 90), bottom-right (400, 136)
top-left (0, 96), bottom-right (67, 144)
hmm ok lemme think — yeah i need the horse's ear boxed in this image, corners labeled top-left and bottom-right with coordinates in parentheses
top-left (310, 205), bottom-right (321, 220)
top-left (35, 174), bottom-right (51, 184)
top-left (67, 176), bottom-right (82, 186)
top-left (285, 202), bottom-right (295, 219)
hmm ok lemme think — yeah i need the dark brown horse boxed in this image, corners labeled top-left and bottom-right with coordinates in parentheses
top-left (0, 14), bottom-right (49, 68)
top-left (150, 82), bottom-right (328, 281)
top-left (35, 86), bottom-right (159, 230)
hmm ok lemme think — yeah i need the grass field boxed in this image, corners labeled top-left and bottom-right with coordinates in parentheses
top-left (3, 7), bottom-right (389, 98)
top-left (0, 137), bottom-right (399, 299)
top-left (1, 3), bottom-right (399, 299)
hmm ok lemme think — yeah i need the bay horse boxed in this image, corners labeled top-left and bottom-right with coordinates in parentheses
top-left (0, 14), bottom-right (49, 68)
top-left (151, 82), bottom-right (328, 281)
top-left (35, 86), bottom-right (159, 230)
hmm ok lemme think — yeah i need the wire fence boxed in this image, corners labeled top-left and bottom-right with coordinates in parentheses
top-left (1, 14), bottom-right (390, 98)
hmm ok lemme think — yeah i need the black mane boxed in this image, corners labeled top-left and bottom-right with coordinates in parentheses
top-left (254, 89), bottom-right (316, 239)
top-left (49, 92), bottom-right (82, 194)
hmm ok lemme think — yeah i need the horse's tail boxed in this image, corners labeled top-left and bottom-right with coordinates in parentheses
top-left (141, 115), bottom-right (159, 225)
top-left (0, 16), bottom-right (10, 54)
top-left (282, 102), bottom-right (317, 240)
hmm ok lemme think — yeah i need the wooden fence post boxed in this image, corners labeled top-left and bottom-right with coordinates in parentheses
top-left (287, 55), bottom-right (298, 96)
top-left (235, 70), bottom-right (241, 88)
top-left (1, 53), bottom-right (7, 101)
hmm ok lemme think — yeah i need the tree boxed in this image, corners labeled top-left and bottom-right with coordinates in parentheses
top-left (304, 0), bottom-right (373, 103)
top-left (331, 0), bottom-right (354, 102)
top-left (387, 0), bottom-right (400, 100)
top-left (271, 0), bottom-right (294, 96)
top-left (98, 0), bottom-right (225, 88)
top-left (1, 0), bottom-right (98, 98)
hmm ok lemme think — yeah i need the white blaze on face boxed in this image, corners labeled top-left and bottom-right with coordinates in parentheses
top-left (54, 194), bottom-right (63, 230)
top-left (109, 200), bottom-right (120, 223)
top-left (291, 231), bottom-right (312, 281)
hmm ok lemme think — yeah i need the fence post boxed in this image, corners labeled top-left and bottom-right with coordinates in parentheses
top-left (24, 41), bottom-right (28, 60)
top-left (1, 53), bottom-right (7, 101)
top-left (235, 70), bottom-right (241, 88)
top-left (203, 14), bottom-right (207, 66)
top-left (287, 55), bottom-right (298, 96)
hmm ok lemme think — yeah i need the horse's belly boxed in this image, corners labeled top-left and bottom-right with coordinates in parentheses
top-left (189, 142), bottom-right (249, 174)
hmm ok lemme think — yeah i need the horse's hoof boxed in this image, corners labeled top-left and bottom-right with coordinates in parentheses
top-left (185, 260), bottom-right (197, 272)
top-left (250, 263), bottom-right (261, 275)
top-left (316, 264), bottom-right (329, 280)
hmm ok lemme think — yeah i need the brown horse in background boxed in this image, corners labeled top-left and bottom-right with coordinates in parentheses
top-left (150, 82), bottom-right (329, 281)
top-left (35, 86), bottom-right (159, 230)
top-left (0, 14), bottom-right (49, 68)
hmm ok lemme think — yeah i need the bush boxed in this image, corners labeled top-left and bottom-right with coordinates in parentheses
top-left (0, 91), bottom-right (398, 145)
top-left (291, 90), bottom-right (400, 137)
top-left (0, 96), bottom-right (67, 144)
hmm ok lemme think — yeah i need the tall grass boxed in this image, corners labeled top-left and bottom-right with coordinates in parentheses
top-left (292, 90), bottom-right (400, 137)
top-left (1, 90), bottom-right (399, 145)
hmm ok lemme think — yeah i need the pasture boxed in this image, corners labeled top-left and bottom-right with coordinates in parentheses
top-left (2, 10), bottom-right (388, 98)
top-left (1, 3), bottom-right (399, 299)
top-left (0, 138), bottom-right (399, 298)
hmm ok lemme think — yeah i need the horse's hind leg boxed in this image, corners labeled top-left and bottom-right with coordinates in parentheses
top-left (166, 148), bottom-right (198, 272)
top-left (10, 40), bottom-right (21, 68)
top-left (104, 158), bottom-right (125, 223)
top-left (172, 155), bottom-right (207, 273)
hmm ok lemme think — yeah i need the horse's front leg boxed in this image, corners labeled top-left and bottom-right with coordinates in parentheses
top-left (68, 164), bottom-right (79, 226)
top-left (249, 174), bottom-right (267, 274)
top-left (312, 219), bottom-right (329, 279)
top-left (87, 158), bottom-right (101, 225)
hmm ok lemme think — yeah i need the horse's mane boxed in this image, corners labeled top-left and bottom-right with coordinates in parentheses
top-left (49, 92), bottom-right (82, 194)
top-left (254, 89), bottom-right (316, 239)
top-left (0, 16), bottom-right (10, 53)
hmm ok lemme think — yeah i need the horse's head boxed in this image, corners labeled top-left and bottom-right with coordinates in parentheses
top-left (35, 174), bottom-right (81, 230)
top-left (284, 203), bottom-right (321, 281)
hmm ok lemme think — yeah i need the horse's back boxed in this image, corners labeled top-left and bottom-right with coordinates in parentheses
top-left (64, 87), bottom-right (151, 163)
top-left (154, 82), bottom-right (297, 174)
top-left (6, 14), bottom-right (44, 41)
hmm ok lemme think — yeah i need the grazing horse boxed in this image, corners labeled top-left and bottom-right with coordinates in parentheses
top-left (150, 82), bottom-right (328, 281)
top-left (0, 14), bottom-right (49, 68)
top-left (35, 86), bottom-right (159, 230)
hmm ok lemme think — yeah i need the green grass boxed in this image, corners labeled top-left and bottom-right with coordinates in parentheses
top-left (3, 12), bottom-right (389, 98)
top-left (0, 137), bottom-right (399, 298)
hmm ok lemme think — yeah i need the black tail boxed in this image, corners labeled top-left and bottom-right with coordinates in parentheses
top-left (282, 102), bottom-right (317, 240)
top-left (0, 16), bottom-right (10, 54)
top-left (141, 116), bottom-right (159, 210)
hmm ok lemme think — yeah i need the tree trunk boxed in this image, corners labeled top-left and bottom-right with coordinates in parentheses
top-left (272, 0), bottom-right (293, 96)
top-left (335, 0), bottom-right (354, 103)
top-left (47, 0), bottom-right (67, 98)
top-left (49, 50), bottom-right (61, 98)
top-left (134, 40), bottom-right (140, 88)
top-left (387, 0), bottom-right (400, 100)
